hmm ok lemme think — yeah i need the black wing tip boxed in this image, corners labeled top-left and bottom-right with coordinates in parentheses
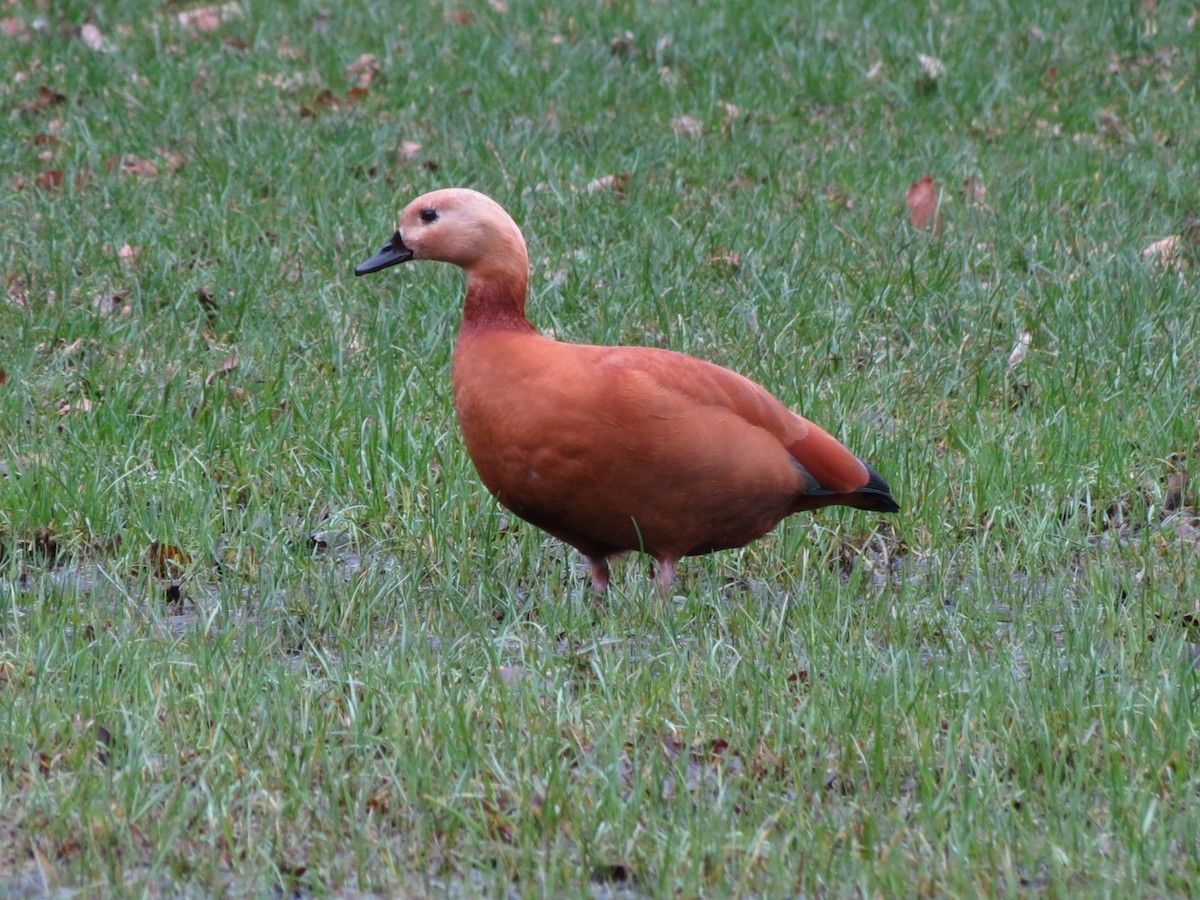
top-left (857, 464), bottom-right (900, 513)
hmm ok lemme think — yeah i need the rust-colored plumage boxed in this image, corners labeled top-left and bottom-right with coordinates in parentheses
top-left (356, 188), bottom-right (898, 592)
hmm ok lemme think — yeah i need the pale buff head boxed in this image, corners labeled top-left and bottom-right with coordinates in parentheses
top-left (355, 188), bottom-right (528, 285)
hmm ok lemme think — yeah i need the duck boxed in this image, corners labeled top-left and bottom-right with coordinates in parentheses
top-left (355, 188), bottom-right (898, 593)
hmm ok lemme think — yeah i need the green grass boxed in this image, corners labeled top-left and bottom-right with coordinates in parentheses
top-left (2, 0), bottom-right (1200, 894)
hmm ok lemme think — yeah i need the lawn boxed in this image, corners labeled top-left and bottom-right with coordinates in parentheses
top-left (2, 0), bottom-right (1199, 895)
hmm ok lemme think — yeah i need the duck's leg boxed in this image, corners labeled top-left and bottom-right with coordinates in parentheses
top-left (653, 557), bottom-right (677, 592)
top-left (587, 556), bottom-right (611, 595)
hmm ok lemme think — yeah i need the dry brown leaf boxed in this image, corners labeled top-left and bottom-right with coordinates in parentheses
top-left (156, 148), bottom-right (188, 172)
top-left (107, 154), bottom-right (159, 177)
top-left (57, 397), bottom-right (94, 416)
top-left (1008, 330), bottom-right (1032, 367)
top-left (299, 88), bottom-right (339, 117)
top-left (824, 183), bottom-right (856, 210)
top-left (177, 2), bottom-right (242, 33)
top-left (0, 368), bottom-right (6, 386)
top-left (960, 175), bottom-right (987, 203)
top-left (671, 115), bottom-right (702, 138)
top-left (92, 292), bottom-right (131, 317)
top-left (80, 23), bottom-right (107, 51)
top-left (1139, 231), bottom-right (1196, 272)
top-left (275, 38), bottom-right (304, 61)
top-left (345, 53), bottom-right (379, 88)
top-left (917, 53), bottom-right (945, 80)
top-left (1034, 118), bottom-right (1062, 139)
top-left (706, 248), bottom-right (742, 270)
top-left (586, 172), bottom-right (631, 194)
top-left (610, 31), bottom-right (635, 55)
top-left (346, 86), bottom-right (369, 104)
top-left (21, 86), bottom-right (67, 114)
top-left (1141, 234), bottom-right (1181, 264)
top-left (148, 542), bottom-right (191, 578)
top-left (37, 170), bottom-right (64, 190)
top-left (205, 354), bottom-right (239, 385)
top-left (7, 278), bottom-right (29, 308)
top-left (447, 10), bottom-right (476, 25)
top-left (906, 175), bottom-right (942, 233)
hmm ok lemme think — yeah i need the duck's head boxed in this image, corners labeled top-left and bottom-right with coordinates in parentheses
top-left (355, 188), bottom-right (528, 281)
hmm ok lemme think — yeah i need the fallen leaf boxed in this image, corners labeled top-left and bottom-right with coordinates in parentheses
top-left (824, 183), bottom-right (856, 210)
top-left (1, 17), bottom-right (27, 38)
top-left (177, 2), bottom-right (242, 33)
top-left (1163, 469), bottom-right (1187, 512)
top-left (275, 38), bottom-right (304, 61)
top-left (1034, 118), bottom-right (1063, 139)
top-left (205, 354), bottom-right (239, 385)
top-left (960, 175), bottom-right (987, 203)
top-left (92, 291), bottom-right (131, 316)
top-left (80, 23), bottom-right (107, 51)
top-left (157, 147), bottom-right (188, 172)
top-left (0, 368), bottom-right (6, 386)
top-left (671, 115), bottom-right (702, 138)
top-left (586, 172), bottom-right (631, 194)
top-left (346, 86), bottom-right (369, 104)
top-left (1140, 225), bottom-right (1197, 271)
top-left (299, 88), bottom-right (339, 117)
top-left (1098, 109), bottom-right (1126, 140)
top-left (917, 53), bottom-right (946, 80)
top-left (398, 140), bottom-right (422, 161)
top-left (22, 170), bottom-right (89, 194)
top-left (488, 0), bottom-right (509, 12)
top-left (117, 243), bottom-right (140, 260)
top-left (705, 248), bottom-right (741, 270)
top-left (1008, 330), bottom-right (1032, 367)
top-left (447, 10), bottom-right (476, 25)
top-left (106, 154), bottom-right (158, 177)
top-left (906, 175), bottom-right (942, 233)
top-left (148, 542), bottom-right (191, 578)
top-left (344, 53), bottom-right (379, 88)
top-left (1137, 232), bottom-right (1176, 267)
top-left (57, 397), bottom-right (94, 415)
top-left (610, 31), bottom-right (635, 55)
top-left (20, 85), bottom-right (66, 114)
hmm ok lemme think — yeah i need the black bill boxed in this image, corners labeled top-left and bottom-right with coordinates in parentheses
top-left (354, 230), bottom-right (414, 276)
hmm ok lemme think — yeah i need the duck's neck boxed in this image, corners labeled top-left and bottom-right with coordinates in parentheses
top-left (461, 264), bottom-right (537, 334)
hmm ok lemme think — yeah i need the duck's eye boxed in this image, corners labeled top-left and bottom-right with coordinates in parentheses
top-left (419, 208), bottom-right (439, 223)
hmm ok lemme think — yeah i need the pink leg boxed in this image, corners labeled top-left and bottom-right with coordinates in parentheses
top-left (587, 556), bottom-right (611, 595)
top-left (653, 557), bottom-right (677, 592)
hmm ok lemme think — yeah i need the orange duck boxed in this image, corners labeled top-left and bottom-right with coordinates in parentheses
top-left (356, 188), bottom-right (898, 593)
